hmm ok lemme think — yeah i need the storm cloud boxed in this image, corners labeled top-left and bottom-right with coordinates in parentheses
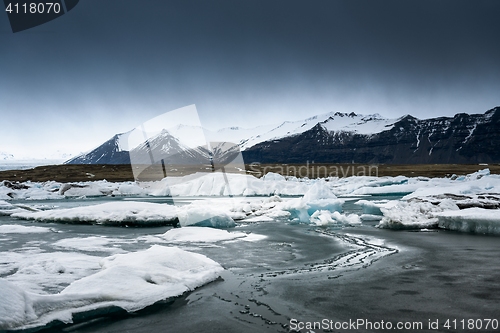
top-left (1, 0), bottom-right (499, 158)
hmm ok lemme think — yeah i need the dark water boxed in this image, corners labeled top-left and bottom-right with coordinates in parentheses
top-left (56, 225), bottom-right (500, 333)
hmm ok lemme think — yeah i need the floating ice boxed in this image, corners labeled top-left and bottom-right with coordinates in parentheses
top-left (282, 181), bottom-right (344, 223)
top-left (12, 201), bottom-right (178, 226)
top-left (262, 172), bottom-right (286, 182)
top-left (0, 200), bottom-right (37, 216)
top-left (0, 246), bottom-right (223, 331)
top-left (0, 225), bottom-right (52, 234)
top-left (227, 196), bottom-right (290, 221)
top-left (178, 205), bottom-right (235, 228)
top-left (52, 237), bottom-right (129, 253)
top-left (2, 168), bottom-right (500, 201)
top-left (374, 169), bottom-right (500, 232)
top-left (434, 208), bottom-right (500, 235)
top-left (378, 199), bottom-right (460, 230)
top-left (360, 214), bottom-right (383, 221)
top-left (309, 210), bottom-right (361, 226)
top-left (0, 181), bottom-right (64, 200)
top-left (0, 251), bottom-right (102, 295)
top-left (161, 226), bottom-right (247, 242)
top-left (354, 200), bottom-right (398, 215)
top-left (0, 279), bottom-right (36, 329)
top-left (404, 169), bottom-right (500, 200)
top-left (0, 200), bottom-right (13, 209)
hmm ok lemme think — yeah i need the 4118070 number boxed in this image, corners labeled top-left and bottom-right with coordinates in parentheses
top-left (5, 2), bottom-right (61, 14)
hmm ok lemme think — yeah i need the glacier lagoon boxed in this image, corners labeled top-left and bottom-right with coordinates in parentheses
top-left (1, 171), bottom-right (500, 332)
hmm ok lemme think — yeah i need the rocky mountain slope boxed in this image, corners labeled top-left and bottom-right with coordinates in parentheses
top-left (66, 107), bottom-right (500, 165)
top-left (242, 107), bottom-right (500, 164)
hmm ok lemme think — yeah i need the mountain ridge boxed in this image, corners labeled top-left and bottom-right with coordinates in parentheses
top-left (242, 107), bottom-right (500, 164)
top-left (65, 107), bottom-right (500, 165)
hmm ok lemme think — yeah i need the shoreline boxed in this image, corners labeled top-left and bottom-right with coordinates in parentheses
top-left (0, 163), bottom-right (499, 183)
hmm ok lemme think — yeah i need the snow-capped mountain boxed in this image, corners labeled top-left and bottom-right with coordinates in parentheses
top-left (65, 133), bottom-right (131, 164)
top-left (204, 111), bottom-right (396, 150)
top-left (0, 152), bottom-right (15, 160)
top-left (243, 107), bottom-right (500, 164)
top-left (129, 129), bottom-right (210, 165)
top-left (66, 106), bottom-right (500, 165)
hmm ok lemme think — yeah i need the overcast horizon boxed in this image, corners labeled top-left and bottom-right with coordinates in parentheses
top-left (1, 0), bottom-right (500, 159)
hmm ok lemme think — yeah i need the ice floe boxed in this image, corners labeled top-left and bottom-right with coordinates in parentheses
top-left (2, 168), bottom-right (500, 234)
top-left (52, 236), bottom-right (129, 253)
top-left (374, 169), bottom-right (500, 233)
top-left (1, 251), bottom-right (102, 295)
top-left (0, 246), bottom-right (223, 330)
top-left (1, 168), bottom-right (499, 202)
top-left (12, 201), bottom-right (179, 226)
top-left (355, 199), bottom-right (399, 215)
top-left (0, 224), bottom-right (52, 234)
top-left (378, 199), bottom-right (460, 230)
top-left (434, 208), bottom-right (500, 235)
top-left (177, 204), bottom-right (235, 228)
top-left (309, 210), bottom-right (361, 226)
top-left (161, 226), bottom-right (248, 242)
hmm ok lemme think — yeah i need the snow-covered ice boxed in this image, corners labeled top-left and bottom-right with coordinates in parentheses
top-left (0, 224), bottom-right (52, 234)
top-left (52, 237), bottom-right (129, 253)
top-left (12, 201), bottom-right (179, 226)
top-left (2, 168), bottom-right (500, 233)
top-left (0, 251), bottom-right (102, 295)
top-left (373, 169), bottom-right (500, 233)
top-left (3, 167), bottom-right (500, 331)
top-left (378, 199), bottom-right (460, 230)
top-left (355, 199), bottom-right (398, 215)
top-left (309, 210), bottom-right (361, 226)
top-left (178, 204), bottom-right (236, 228)
top-left (434, 208), bottom-right (500, 234)
top-left (161, 226), bottom-right (248, 242)
top-left (0, 246), bottom-right (223, 330)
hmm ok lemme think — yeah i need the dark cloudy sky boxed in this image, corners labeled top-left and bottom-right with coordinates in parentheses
top-left (1, 0), bottom-right (499, 158)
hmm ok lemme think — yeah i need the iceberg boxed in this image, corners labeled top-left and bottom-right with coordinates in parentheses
top-left (282, 181), bottom-right (344, 223)
top-left (178, 204), bottom-right (235, 228)
top-left (354, 199), bottom-right (398, 215)
top-left (309, 210), bottom-right (361, 226)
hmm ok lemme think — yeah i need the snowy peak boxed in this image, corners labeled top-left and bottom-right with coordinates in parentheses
top-left (235, 111), bottom-right (392, 149)
top-left (66, 106), bottom-right (500, 165)
top-left (66, 133), bottom-right (131, 165)
top-left (320, 112), bottom-right (395, 135)
top-left (129, 129), bottom-right (211, 166)
top-left (243, 107), bottom-right (500, 164)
